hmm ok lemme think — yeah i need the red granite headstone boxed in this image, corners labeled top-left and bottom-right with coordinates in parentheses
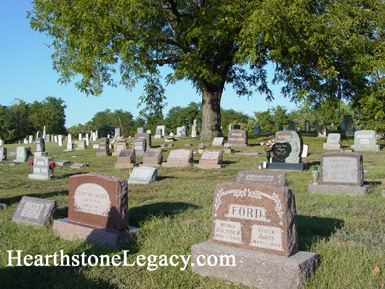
top-left (195, 149), bottom-right (224, 169)
top-left (163, 149), bottom-right (193, 167)
top-left (142, 148), bottom-right (163, 166)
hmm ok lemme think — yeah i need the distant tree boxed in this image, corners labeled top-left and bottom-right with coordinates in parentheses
top-left (88, 109), bottom-right (135, 137)
top-left (254, 109), bottom-right (274, 133)
top-left (0, 105), bottom-right (17, 142)
top-left (221, 109), bottom-right (250, 134)
top-left (164, 102), bottom-right (201, 133)
top-left (67, 123), bottom-right (86, 137)
top-left (9, 99), bottom-right (33, 140)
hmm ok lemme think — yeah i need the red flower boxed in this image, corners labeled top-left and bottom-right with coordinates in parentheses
top-left (49, 161), bottom-right (55, 168)
top-left (28, 160), bottom-right (34, 166)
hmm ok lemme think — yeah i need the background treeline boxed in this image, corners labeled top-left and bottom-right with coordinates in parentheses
top-left (0, 97), bottom-right (66, 143)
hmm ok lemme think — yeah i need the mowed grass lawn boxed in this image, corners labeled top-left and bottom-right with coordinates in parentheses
top-left (0, 133), bottom-right (384, 289)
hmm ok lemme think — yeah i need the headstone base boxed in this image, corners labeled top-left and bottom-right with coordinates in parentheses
top-left (267, 163), bottom-right (308, 171)
top-left (139, 163), bottom-right (160, 167)
top-left (194, 164), bottom-right (226, 169)
top-left (114, 163), bottom-right (136, 169)
top-left (34, 152), bottom-right (47, 157)
top-left (55, 160), bottom-right (70, 166)
top-left (28, 174), bottom-right (55, 180)
top-left (308, 183), bottom-right (370, 196)
top-left (154, 135), bottom-right (163, 139)
top-left (191, 241), bottom-right (317, 289)
top-left (53, 218), bottom-right (139, 249)
top-left (351, 145), bottom-right (380, 152)
top-left (96, 152), bottom-right (111, 157)
top-left (323, 144), bottom-right (342, 150)
top-left (162, 161), bottom-right (191, 167)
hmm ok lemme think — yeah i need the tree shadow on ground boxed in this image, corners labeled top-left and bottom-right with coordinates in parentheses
top-left (128, 202), bottom-right (199, 228)
top-left (297, 215), bottom-right (344, 250)
top-left (0, 190), bottom-right (69, 207)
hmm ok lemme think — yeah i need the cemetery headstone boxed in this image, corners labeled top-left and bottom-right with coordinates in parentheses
top-left (191, 182), bottom-right (317, 288)
top-left (304, 120), bottom-right (310, 132)
top-left (146, 130), bottom-right (151, 134)
top-left (28, 135), bottom-right (33, 144)
top-left (0, 147), bottom-right (7, 161)
top-left (301, 144), bottom-right (309, 158)
top-left (45, 134), bottom-right (51, 142)
top-left (70, 163), bottom-right (86, 169)
top-left (176, 126), bottom-right (187, 137)
top-left (227, 129), bottom-right (248, 147)
top-left (133, 138), bottom-right (146, 156)
top-left (85, 134), bottom-right (89, 146)
top-left (254, 125), bottom-right (261, 133)
top-left (53, 173), bottom-right (138, 248)
top-left (112, 141), bottom-right (127, 156)
top-left (323, 133), bottom-right (342, 150)
top-left (228, 124), bottom-right (232, 131)
top-left (34, 138), bottom-right (47, 156)
top-left (273, 131), bottom-right (302, 163)
top-left (235, 171), bottom-right (286, 186)
top-left (54, 135), bottom-right (58, 143)
top-left (195, 149), bottom-right (224, 169)
top-left (128, 166), bottom-right (157, 184)
top-left (191, 119), bottom-right (198, 137)
top-left (344, 115), bottom-right (354, 136)
top-left (12, 196), bottom-right (56, 227)
top-left (55, 160), bottom-right (70, 166)
top-left (309, 152), bottom-right (369, 196)
top-left (135, 133), bottom-right (151, 150)
top-left (28, 156), bottom-right (55, 180)
top-left (288, 121), bottom-right (295, 131)
top-left (15, 147), bottom-right (28, 162)
top-left (154, 128), bottom-right (163, 139)
top-left (137, 127), bottom-right (144, 134)
top-left (142, 148), bottom-right (163, 166)
top-left (115, 149), bottom-right (136, 168)
top-left (115, 128), bottom-right (121, 137)
top-left (42, 126), bottom-right (46, 139)
top-left (0, 139), bottom-right (4, 146)
top-left (212, 137), bottom-right (224, 146)
top-left (58, 135), bottom-right (63, 146)
top-left (156, 125), bottom-right (166, 137)
top-left (351, 130), bottom-right (380, 151)
top-left (331, 121), bottom-right (335, 131)
top-left (163, 149), bottom-right (193, 167)
top-left (317, 121), bottom-right (327, 137)
top-left (76, 140), bottom-right (86, 150)
top-left (97, 137), bottom-right (111, 156)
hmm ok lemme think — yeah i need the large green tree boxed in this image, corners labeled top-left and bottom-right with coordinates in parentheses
top-left (29, 0), bottom-right (272, 140)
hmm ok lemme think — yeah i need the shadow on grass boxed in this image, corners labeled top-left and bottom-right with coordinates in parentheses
top-left (0, 265), bottom-right (118, 289)
top-left (129, 202), bottom-right (199, 228)
top-left (0, 190), bottom-right (69, 207)
top-left (306, 161), bottom-right (321, 167)
top-left (58, 171), bottom-right (91, 179)
top-left (297, 215), bottom-right (344, 250)
top-left (156, 176), bottom-right (175, 181)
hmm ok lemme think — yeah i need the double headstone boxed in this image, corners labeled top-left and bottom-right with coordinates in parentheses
top-left (195, 150), bottom-right (224, 169)
top-left (323, 133), bottom-right (342, 150)
top-left (351, 130), bottom-right (380, 151)
top-left (112, 142), bottom-right (127, 156)
top-left (53, 173), bottom-right (138, 248)
top-left (28, 156), bottom-right (55, 180)
top-left (97, 137), bottom-right (111, 156)
top-left (309, 152), bottom-right (369, 196)
top-left (163, 149), bottom-right (193, 167)
top-left (191, 181), bottom-right (317, 288)
top-left (115, 149), bottom-right (136, 168)
top-left (142, 148), bottom-right (163, 166)
top-left (227, 129), bottom-right (248, 147)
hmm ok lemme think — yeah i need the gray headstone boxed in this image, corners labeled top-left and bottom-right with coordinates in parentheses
top-left (137, 127), bottom-right (144, 134)
top-left (115, 128), bottom-right (121, 137)
top-left (128, 166), bottom-right (157, 184)
top-left (254, 125), bottom-right (261, 133)
top-left (133, 138), bottom-right (146, 156)
top-left (288, 121), bottom-right (295, 131)
top-left (304, 120), bottom-right (310, 132)
top-left (323, 133), bottom-right (342, 150)
top-left (228, 130), bottom-right (248, 147)
top-left (15, 147), bottom-right (28, 162)
top-left (28, 156), bottom-right (55, 180)
top-left (351, 130), bottom-right (380, 151)
top-left (12, 196), bottom-right (56, 227)
top-left (212, 137), bottom-right (224, 146)
top-left (344, 115), bottom-right (354, 137)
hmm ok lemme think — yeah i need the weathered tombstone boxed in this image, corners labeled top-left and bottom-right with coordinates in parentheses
top-left (127, 166), bottom-right (157, 184)
top-left (12, 196), bottom-right (56, 227)
top-left (45, 134), bottom-right (51, 142)
top-left (115, 149), bottom-right (136, 168)
top-left (254, 125), bottom-right (261, 133)
top-left (211, 137), bottom-right (224, 146)
top-left (344, 115), bottom-right (354, 136)
top-left (235, 171), bottom-right (286, 186)
top-left (191, 182), bottom-right (317, 288)
top-left (85, 134), bottom-right (90, 146)
top-left (112, 142), bottom-right (127, 156)
top-left (195, 149), bottom-right (224, 169)
top-left (227, 129), bottom-right (248, 147)
top-left (97, 137), bottom-right (111, 156)
top-left (163, 149), bottom-right (193, 167)
top-left (156, 125), bottom-right (166, 137)
top-left (331, 121), bottom-right (335, 131)
top-left (351, 130), bottom-right (380, 151)
top-left (317, 121), bottom-right (327, 137)
top-left (309, 152), bottom-right (369, 196)
top-left (28, 156), bottom-right (55, 180)
top-left (28, 135), bottom-right (33, 144)
top-left (54, 135), bottom-right (58, 143)
top-left (70, 162), bottom-right (86, 169)
top-left (34, 138), bottom-right (47, 156)
top-left (137, 127), bottom-right (144, 134)
top-left (142, 148), bottom-right (163, 166)
top-left (68, 133), bottom-right (72, 143)
top-left (0, 147), bottom-right (7, 161)
top-left (135, 133), bottom-right (151, 150)
top-left (92, 131), bottom-right (97, 141)
top-left (42, 126), bottom-right (46, 139)
top-left (228, 124), bottom-right (232, 131)
top-left (0, 139), bottom-right (4, 146)
top-left (67, 142), bottom-right (73, 151)
top-left (55, 160), bottom-right (70, 166)
top-left (323, 133), bottom-right (342, 150)
top-left (154, 128), bottom-right (163, 139)
top-left (58, 135), bottom-right (63, 146)
top-left (76, 140), bottom-right (86, 150)
top-left (133, 138), bottom-right (146, 156)
top-left (53, 173), bottom-right (138, 248)
top-left (176, 126), bottom-right (187, 137)
top-left (191, 119), bottom-right (198, 137)
top-left (288, 121), bottom-right (295, 131)
top-left (304, 120), bottom-right (310, 132)
top-left (115, 128), bottom-right (121, 137)
top-left (15, 147), bottom-right (28, 162)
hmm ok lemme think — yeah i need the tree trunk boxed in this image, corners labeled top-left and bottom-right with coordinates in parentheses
top-left (200, 82), bottom-right (224, 140)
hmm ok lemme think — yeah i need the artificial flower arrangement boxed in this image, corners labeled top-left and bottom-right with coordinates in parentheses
top-left (116, 136), bottom-right (126, 143)
top-left (260, 139), bottom-right (276, 152)
top-left (198, 143), bottom-right (205, 149)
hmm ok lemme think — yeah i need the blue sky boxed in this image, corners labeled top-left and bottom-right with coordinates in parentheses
top-left (0, 0), bottom-right (298, 128)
